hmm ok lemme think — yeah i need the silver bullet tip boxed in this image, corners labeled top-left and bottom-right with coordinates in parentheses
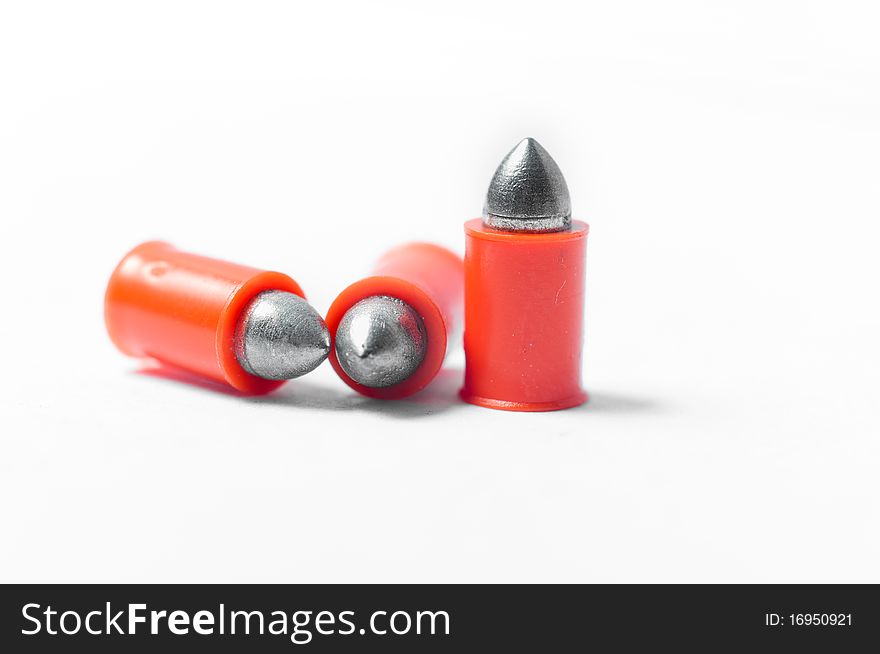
top-left (334, 295), bottom-right (427, 388)
top-left (483, 137), bottom-right (571, 233)
top-left (234, 290), bottom-right (331, 380)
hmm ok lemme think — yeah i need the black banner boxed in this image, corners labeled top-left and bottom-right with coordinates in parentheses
top-left (1, 584), bottom-right (876, 651)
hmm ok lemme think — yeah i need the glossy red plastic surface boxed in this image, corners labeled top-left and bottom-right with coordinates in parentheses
top-left (461, 219), bottom-right (589, 411)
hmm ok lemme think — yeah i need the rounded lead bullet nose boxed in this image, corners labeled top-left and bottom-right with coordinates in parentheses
top-left (234, 290), bottom-right (331, 380)
top-left (483, 137), bottom-right (572, 233)
top-left (334, 295), bottom-right (428, 388)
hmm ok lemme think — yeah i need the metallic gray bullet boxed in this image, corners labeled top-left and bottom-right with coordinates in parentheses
top-left (333, 295), bottom-right (428, 388)
top-left (234, 290), bottom-right (331, 380)
top-left (483, 137), bottom-right (572, 233)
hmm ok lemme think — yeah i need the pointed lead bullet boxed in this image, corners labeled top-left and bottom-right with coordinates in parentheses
top-left (483, 137), bottom-right (572, 233)
top-left (333, 295), bottom-right (428, 388)
top-left (234, 290), bottom-right (331, 380)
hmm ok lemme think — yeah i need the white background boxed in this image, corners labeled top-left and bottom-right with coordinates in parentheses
top-left (2, 1), bottom-right (879, 583)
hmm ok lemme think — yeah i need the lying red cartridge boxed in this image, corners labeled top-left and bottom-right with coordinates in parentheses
top-left (325, 242), bottom-right (464, 399)
top-left (105, 241), bottom-right (330, 394)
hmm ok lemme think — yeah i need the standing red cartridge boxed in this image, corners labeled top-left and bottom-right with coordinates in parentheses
top-left (325, 243), bottom-right (463, 400)
top-left (105, 241), bottom-right (330, 394)
top-left (461, 138), bottom-right (589, 411)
